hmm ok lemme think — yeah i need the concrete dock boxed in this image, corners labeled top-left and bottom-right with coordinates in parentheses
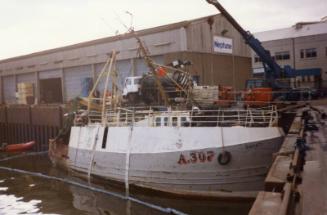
top-left (250, 102), bottom-right (327, 215)
top-left (300, 105), bottom-right (327, 215)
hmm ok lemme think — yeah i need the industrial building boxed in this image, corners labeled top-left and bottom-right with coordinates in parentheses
top-left (0, 14), bottom-right (251, 104)
top-left (251, 18), bottom-right (327, 88)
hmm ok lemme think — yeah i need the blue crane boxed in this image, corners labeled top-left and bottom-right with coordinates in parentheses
top-left (206, 0), bottom-right (322, 102)
top-left (206, 0), bottom-right (289, 89)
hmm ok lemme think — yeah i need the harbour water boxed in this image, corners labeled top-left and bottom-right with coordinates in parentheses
top-left (0, 153), bottom-right (253, 215)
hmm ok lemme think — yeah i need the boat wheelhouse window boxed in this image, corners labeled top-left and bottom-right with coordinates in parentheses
top-left (181, 117), bottom-right (187, 126)
top-left (164, 117), bottom-right (169, 126)
top-left (172, 117), bottom-right (178, 127)
top-left (155, 117), bottom-right (161, 126)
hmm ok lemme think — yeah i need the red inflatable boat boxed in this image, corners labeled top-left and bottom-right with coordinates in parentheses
top-left (0, 141), bottom-right (36, 153)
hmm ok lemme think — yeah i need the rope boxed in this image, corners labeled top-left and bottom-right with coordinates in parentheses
top-left (0, 161), bottom-right (187, 215)
top-left (220, 126), bottom-right (225, 152)
top-left (87, 126), bottom-right (100, 183)
top-left (0, 151), bottom-right (48, 162)
top-left (125, 123), bottom-right (134, 197)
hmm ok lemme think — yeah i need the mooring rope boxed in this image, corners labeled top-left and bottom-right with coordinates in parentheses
top-left (125, 125), bottom-right (133, 197)
top-left (87, 125), bottom-right (100, 183)
top-left (0, 158), bottom-right (187, 215)
top-left (0, 151), bottom-right (49, 162)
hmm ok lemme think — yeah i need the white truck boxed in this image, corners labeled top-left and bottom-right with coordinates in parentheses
top-left (122, 76), bottom-right (142, 103)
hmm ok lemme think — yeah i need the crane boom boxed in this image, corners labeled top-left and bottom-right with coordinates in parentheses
top-left (206, 0), bottom-right (283, 87)
top-left (132, 30), bottom-right (169, 105)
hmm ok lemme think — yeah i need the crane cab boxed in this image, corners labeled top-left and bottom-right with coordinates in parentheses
top-left (245, 78), bottom-right (271, 89)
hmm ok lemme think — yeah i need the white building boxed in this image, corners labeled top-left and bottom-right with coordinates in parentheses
top-left (252, 18), bottom-right (327, 87)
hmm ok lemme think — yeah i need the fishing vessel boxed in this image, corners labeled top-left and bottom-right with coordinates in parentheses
top-left (50, 105), bottom-right (284, 192)
top-left (49, 46), bottom-right (284, 192)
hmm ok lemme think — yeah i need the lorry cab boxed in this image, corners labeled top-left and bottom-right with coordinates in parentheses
top-left (122, 76), bottom-right (142, 97)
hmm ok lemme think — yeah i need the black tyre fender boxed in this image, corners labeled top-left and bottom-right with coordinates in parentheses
top-left (217, 151), bottom-right (232, 165)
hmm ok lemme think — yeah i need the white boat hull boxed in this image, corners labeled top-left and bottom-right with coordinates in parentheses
top-left (67, 125), bottom-right (284, 191)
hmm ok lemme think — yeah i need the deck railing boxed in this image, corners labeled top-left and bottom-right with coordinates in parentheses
top-left (82, 105), bottom-right (278, 128)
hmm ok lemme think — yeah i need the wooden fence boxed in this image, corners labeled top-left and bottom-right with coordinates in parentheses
top-left (0, 105), bottom-right (64, 151)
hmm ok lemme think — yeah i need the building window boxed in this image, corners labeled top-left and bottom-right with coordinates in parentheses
top-left (254, 55), bottom-right (276, 62)
top-left (300, 48), bottom-right (317, 59)
top-left (275, 51), bottom-right (290, 60)
top-left (306, 48), bottom-right (317, 58)
top-left (254, 56), bottom-right (261, 63)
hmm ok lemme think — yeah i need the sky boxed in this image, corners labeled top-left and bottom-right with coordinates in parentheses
top-left (0, 0), bottom-right (326, 60)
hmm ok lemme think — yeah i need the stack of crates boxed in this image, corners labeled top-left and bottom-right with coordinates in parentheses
top-left (17, 83), bottom-right (34, 104)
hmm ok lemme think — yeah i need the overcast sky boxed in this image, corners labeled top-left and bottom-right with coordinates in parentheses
top-left (0, 0), bottom-right (326, 60)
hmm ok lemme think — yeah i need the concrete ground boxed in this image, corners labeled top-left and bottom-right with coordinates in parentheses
top-left (300, 105), bottom-right (327, 215)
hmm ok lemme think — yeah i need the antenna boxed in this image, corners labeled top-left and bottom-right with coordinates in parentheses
top-left (125, 11), bottom-right (134, 31)
top-left (114, 11), bottom-right (129, 31)
top-left (100, 17), bottom-right (117, 35)
top-left (113, 10), bottom-right (135, 33)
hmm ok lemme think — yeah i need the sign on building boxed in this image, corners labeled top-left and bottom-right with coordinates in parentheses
top-left (213, 36), bottom-right (233, 54)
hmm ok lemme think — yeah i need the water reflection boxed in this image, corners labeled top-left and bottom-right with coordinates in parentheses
top-left (0, 154), bottom-right (253, 215)
top-left (0, 193), bottom-right (41, 214)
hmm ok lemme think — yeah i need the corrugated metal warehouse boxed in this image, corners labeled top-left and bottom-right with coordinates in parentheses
top-left (0, 14), bottom-right (251, 104)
